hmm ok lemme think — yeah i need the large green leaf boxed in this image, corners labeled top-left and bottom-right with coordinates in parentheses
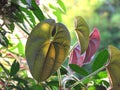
top-left (74, 16), bottom-right (90, 54)
top-left (92, 49), bottom-right (109, 72)
top-left (69, 64), bottom-right (89, 76)
top-left (25, 19), bottom-right (71, 82)
top-left (106, 45), bottom-right (120, 90)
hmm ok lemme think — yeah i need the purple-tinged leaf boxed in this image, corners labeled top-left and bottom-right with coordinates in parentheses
top-left (36, 0), bottom-right (40, 5)
top-left (69, 44), bottom-right (85, 67)
top-left (69, 28), bottom-right (100, 67)
top-left (83, 28), bottom-right (100, 64)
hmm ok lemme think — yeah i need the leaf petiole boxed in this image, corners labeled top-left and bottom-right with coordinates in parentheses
top-left (70, 65), bottom-right (106, 88)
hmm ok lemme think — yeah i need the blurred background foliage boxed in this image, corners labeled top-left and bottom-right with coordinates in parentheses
top-left (61, 0), bottom-right (120, 49)
top-left (1, 0), bottom-right (120, 53)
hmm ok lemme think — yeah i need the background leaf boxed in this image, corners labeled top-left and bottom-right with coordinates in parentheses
top-left (57, 0), bottom-right (66, 12)
top-left (92, 49), bottom-right (109, 72)
top-left (83, 28), bottom-right (100, 64)
top-left (69, 64), bottom-right (89, 76)
top-left (31, 0), bottom-right (45, 21)
top-left (30, 84), bottom-right (44, 90)
top-left (19, 6), bottom-right (36, 28)
top-left (10, 60), bottom-right (20, 77)
top-left (16, 35), bottom-right (25, 57)
top-left (49, 4), bottom-right (63, 22)
top-left (6, 23), bottom-right (15, 32)
top-left (0, 63), bottom-right (9, 75)
top-left (88, 85), bottom-right (106, 90)
top-left (0, 34), bottom-right (9, 47)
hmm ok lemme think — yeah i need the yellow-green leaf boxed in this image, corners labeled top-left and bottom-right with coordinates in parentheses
top-left (106, 45), bottom-right (120, 90)
top-left (74, 16), bottom-right (90, 54)
top-left (25, 19), bottom-right (71, 82)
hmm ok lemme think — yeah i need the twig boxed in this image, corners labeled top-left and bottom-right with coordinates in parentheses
top-left (57, 69), bottom-right (62, 90)
top-left (70, 65), bottom-right (106, 88)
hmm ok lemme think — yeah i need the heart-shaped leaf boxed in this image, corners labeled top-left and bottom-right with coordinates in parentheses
top-left (74, 16), bottom-right (90, 54)
top-left (83, 28), bottom-right (100, 64)
top-left (106, 45), bottom-right (120, 90)
top-left (25, 19), bottom-right (71, 82)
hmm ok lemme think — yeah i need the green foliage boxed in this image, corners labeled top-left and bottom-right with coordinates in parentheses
top-left (0, 63), bottom-right (9, 75)
top-left (31, 0), bottom-right (45, 21)
top-left (75, 16), bottom-right (90, 54)
top-left (25, 19), bottom-right (71, 82)
top-left (0, 0), bottom-right (120, 90)
top-left (0, 30), bottom-right (9, 47)
top-left (10, 60), bottom-right (20, 77)
top-left (92, 49), bottom-right (109, 72)
top-left (69, 64), bottom-right (89, 76)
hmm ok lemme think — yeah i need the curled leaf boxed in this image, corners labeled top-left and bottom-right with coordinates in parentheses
top-left (83, 28), bottom-right (100, 64)
top-left (107, 45), bottom-right (120, 90)
top-left (74, 16), bottom-right (90, 54)
top-left (69, 28), bottom-right (100, 66)
top-left (25, 19), bottom-right (71, 82)
top-left (69, 44), bottom-right (85, 66)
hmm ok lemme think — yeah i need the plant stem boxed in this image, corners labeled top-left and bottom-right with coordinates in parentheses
top-left (69, 41), bottom-right (78, 54)
top-left (57, 69), bottom-right (62, 90)
top-left (39, 82), bottom-right (52, 90)
top-left (70, 65), bottom-right (106, 88)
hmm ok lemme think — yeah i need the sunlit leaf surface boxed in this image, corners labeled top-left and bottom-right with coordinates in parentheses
top-left (25, 19), bottom-right (71, 82)
top-left (74, 16), bottom-right (90, 54)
